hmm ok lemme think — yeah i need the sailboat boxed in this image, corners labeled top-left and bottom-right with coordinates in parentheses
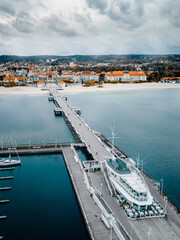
top-left (0, 139), bottom-right (21, 167)
top-left (0, 155), bottom-right (21, 167)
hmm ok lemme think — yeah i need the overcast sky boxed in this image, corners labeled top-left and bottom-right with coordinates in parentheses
top-left (0, 0), bottom-right (180, 55)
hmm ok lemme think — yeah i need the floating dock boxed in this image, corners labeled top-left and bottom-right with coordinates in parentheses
top-left (0, 187), bottom-right (12, 191)
top-left (0, 176), bottom-right (13, 180)
top-left (0, 200), bottom-right (10, 204)
top-left (0, 167), bottom-right (15, 171)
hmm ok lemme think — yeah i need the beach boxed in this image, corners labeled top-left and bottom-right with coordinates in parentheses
top-left (0, 83), bottom-right (180, 95)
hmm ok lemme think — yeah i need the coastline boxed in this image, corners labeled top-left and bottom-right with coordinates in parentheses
top-left (0, 83), bottom-right (180, 95)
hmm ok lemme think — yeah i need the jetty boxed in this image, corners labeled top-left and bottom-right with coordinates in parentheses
top-left (47, 88), bottom-right (180, 240)
top-left (0, 142), bottom-right (84, 157)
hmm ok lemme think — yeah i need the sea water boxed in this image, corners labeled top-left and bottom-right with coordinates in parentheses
top-left (0, 95), bottom-right (88, 240)
top-left (0, 95), bottom-right (75, 145)
top-left (0, 155), bottom-right (89, 240)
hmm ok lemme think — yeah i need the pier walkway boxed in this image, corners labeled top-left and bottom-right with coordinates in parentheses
top-left (62, 146), bottom-right (119, 240)
top-left (50, 89), bottom-right (112, 163)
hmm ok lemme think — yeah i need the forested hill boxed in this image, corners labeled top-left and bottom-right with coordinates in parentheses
top-left (0, 54), bottom-right (179, 63)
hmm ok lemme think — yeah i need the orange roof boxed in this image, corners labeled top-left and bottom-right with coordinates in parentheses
top-left (61, 73), bottom-right (72, 76)
top-left (17, 77), bottom-right (23, 80)
top-left (138, 71), bottom-right (146, 76)
top-left (4, 77), bottom-right (15, 81)
top-left (75, 72), bottom-right (96, 76)
top-left (38, 80), bottom-right (44, 84)
top-left (106, 71), bottom-right (123, 77)
top-left (8, 72), bottom-right (15, 75)
top-left (106, 71), bottom-right (146, 77)
top-left (162, 77), bottom-right (180, 81)
top-left (113, 71), bottom-right (124, 76)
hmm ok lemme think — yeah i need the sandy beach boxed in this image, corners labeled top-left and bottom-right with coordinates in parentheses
top-left (0, 83), bottom-right (180, 95)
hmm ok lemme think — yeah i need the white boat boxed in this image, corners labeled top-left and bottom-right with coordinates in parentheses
top-left (0, 158), bottom-right (21, 167)
top-left (0, 140), bottom-right (21, 168)
top-left (104, 157), bottom-right (153, 211)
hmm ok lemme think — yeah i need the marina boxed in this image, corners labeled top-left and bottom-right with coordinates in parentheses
top-left (0, 90), bottom-right (180, 239)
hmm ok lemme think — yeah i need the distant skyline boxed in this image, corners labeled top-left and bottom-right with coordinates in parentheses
top-left (0, 0), bottom-right (180, 56)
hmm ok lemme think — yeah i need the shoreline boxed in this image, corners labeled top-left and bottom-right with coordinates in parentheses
top-left (0, 83), bottom-right (180, 95)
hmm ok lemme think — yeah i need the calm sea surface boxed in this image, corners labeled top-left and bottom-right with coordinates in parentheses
top-left (0, 89), bottom-right (180, 239)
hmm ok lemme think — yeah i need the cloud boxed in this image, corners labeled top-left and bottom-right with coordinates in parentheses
top-left (0, 3), bottom-right (16, 16)
top-left (12, 11), bottom-right (35, 33)
top-left (160, 0), bottom-right (180, 28)
top-left (41, 15), bottom-right (78, 37)
top-left (0, 0), bottom-right (179, 55)
top-left (86, 0), bottom-right (145, 28)
top-left (86, 0), bottom-right (109, 13)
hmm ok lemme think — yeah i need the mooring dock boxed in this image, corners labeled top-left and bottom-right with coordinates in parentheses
top-left (0, 142), bottom-right (84, 157)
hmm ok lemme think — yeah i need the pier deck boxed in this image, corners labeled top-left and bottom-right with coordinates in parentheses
top-left (51, 89), bottom-right (112, 162)
top-left (62, 146), bottom-right (119, 240)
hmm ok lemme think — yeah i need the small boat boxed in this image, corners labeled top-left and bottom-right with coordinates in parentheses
top-left (0, 138), bottom-right (21, 168)
top-left (0, 158), bottom-right (21, 167)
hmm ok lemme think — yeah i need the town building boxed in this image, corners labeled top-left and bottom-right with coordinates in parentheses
top-left (105, 71), bottom-right (147, 82)
top-left (160, 77), bottom-right (180, 83)
top-left (73, 72), bottom-right (99, 83)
